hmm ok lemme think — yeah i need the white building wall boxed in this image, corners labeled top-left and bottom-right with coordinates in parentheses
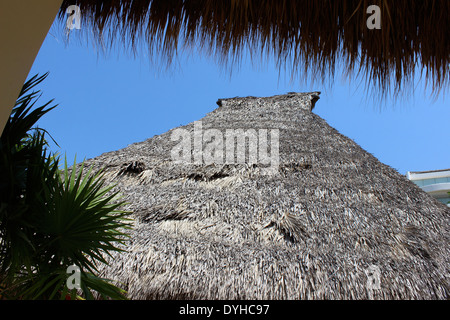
top-left (407, 169), bottom-right (450, 207)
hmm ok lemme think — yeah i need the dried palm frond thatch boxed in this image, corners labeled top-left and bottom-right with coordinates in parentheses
top-left (58, 0), bottom-right (449, 98)
top-left (81, 92), bottom-right (449, 299)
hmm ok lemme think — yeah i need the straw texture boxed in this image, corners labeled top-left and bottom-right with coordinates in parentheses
top-left (58, 0), bottom-right (449, 97)
top-left (80, 92), bottom-right (449, 299)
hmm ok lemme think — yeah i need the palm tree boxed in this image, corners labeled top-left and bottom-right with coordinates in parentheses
top-left (0, 73), bottom-right (131, 299)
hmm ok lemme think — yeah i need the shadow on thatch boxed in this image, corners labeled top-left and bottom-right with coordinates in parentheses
top-left (83, 92), bottom-right (449, 299)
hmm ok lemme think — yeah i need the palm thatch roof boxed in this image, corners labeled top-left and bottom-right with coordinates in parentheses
top-left (82, 92), bottom-right (449, 299)
top-left (58, 0), bottom-right (449, 97)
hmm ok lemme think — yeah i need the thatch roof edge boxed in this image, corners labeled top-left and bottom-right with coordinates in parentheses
top-left (58, 1), bottom-right (450, 98)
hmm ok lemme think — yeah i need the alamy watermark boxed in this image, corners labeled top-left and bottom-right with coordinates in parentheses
top-left (367, 5), bottom-right (381, 30)
top-left (64, 4), bottom-right (379, 30)
top-left (171, 121), bottom-right (279, 170)
top-left (64, 3), bottom-right (380, 31)
top-left (365, 265), bottom-right (381, 298)
top-left (66, 264), bottom-right (81, 290)
top-left (66, 5), bottom-right (81, 30)
top-left (64, 4), bottom-right (379, 31)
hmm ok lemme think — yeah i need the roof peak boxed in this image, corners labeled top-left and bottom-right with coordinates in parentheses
top-left (216, 91), bottom-right (321, 111)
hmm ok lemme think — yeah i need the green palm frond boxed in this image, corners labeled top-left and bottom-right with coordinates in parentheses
top-left (40, 158), bottom-right (132, 275)
top-left (1, 74), bottom-right (132, 300)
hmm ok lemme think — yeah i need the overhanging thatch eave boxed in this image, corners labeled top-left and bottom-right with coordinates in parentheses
top-left (58, 0), bottom-right (449, 98)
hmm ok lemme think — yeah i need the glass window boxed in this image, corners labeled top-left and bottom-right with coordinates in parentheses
top-left (411, 176), bottom-right (450, 187)
top-left (413, 180), bottom-right (424, 187)
top-left (435, 177), bottom-right (447, 184)
top-left (421, 178), bottom-right (437, 186)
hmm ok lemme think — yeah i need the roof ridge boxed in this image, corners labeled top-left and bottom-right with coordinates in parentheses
top-left (216, 91), bottom-right (321, 111)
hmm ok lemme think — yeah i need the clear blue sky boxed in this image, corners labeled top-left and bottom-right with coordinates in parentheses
top-left (28, 19), bottom-right (449, 175)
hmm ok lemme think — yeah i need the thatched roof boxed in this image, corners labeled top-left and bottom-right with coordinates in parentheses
top-left (83, 92), bottom-right (449, 299)
top-left (58, 1), bottom-right (449, 98)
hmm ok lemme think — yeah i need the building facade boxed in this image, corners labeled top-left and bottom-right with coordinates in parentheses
top-left (407, 169), bottom-right (450, 207)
